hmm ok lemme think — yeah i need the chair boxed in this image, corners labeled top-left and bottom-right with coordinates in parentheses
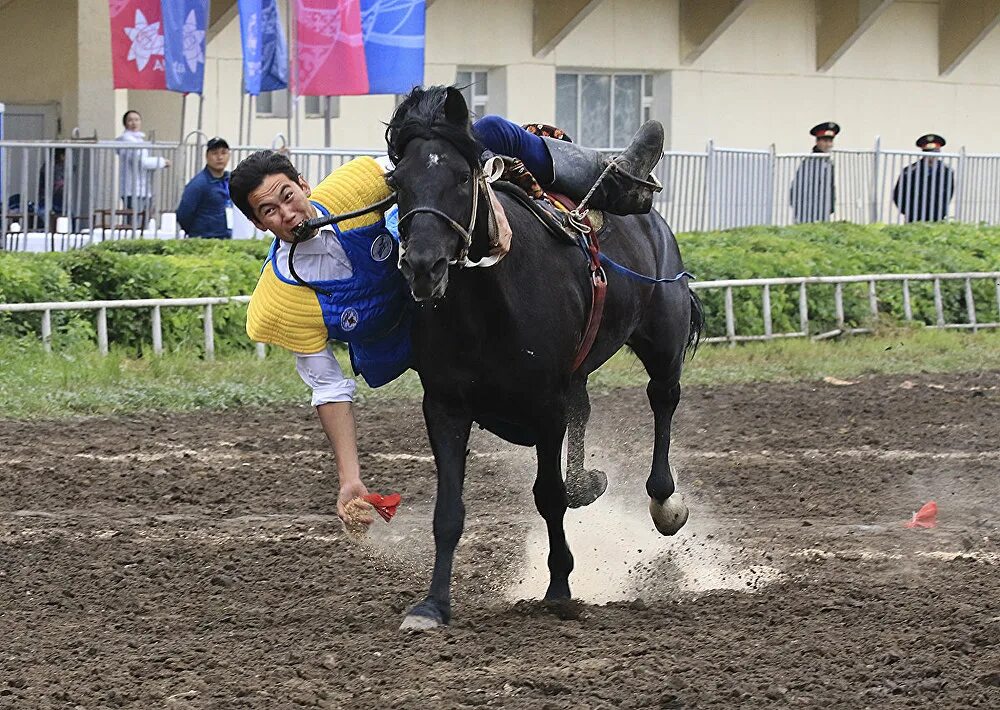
top-left (94, 207), bottom-right (148, 238)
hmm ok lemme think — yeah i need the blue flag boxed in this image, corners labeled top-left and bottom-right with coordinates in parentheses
top-left (238, 0), bottom-right (288, 96)
top-left (360, 0), bottom-right (425, 95)
top-left (161, 0), bottom-right (208, 94)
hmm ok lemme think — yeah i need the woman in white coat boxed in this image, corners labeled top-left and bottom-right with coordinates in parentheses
top-left (115, 110), bottom-right (171, 217)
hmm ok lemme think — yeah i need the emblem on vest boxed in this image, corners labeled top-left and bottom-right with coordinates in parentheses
top-left (341, 307), bottom-right (360, 332)
top-left (371, 233), bottom-right (394, 262)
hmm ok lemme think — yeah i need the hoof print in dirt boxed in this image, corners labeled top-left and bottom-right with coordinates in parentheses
top-left (566, 468), bottom-right (609, 508)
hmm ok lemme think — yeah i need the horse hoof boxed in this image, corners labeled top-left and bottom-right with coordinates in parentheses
top-left (566, 469), bottom-right (608, 508)
top-left (399, 614), bottom-right (443, 632)
top-left (399, 599), bottom-right (448, 632)
top-left (649, 494), bottom-right (689, 536)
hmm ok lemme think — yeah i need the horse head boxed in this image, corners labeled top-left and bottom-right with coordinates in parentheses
top-left (386, 86), bottom-right (486, 301)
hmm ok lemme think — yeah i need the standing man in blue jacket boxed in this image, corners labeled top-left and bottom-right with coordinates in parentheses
top-left (176, 137), bottom-right (233, 239)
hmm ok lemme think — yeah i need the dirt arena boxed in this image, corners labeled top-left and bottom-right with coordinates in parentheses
top-left (1, 371), bottom-right (998, 709)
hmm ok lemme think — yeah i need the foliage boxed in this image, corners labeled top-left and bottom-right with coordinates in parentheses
top-left (678, 222), bottom-right (1000, 338)
top-left (1, 224), bottom-right (999, 349)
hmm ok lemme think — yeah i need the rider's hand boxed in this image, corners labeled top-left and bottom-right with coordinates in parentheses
top-left (337, 479), bottom-right (372, 527)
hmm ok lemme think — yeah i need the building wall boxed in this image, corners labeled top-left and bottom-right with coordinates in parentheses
top-left (0, 0), bottom-right (79, 136)
top-left (2, 0), bottom-right (1000, 152)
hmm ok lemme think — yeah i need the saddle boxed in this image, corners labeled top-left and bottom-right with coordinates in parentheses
top-left (489, 155), bottom-right (604, 238)
top-left (488, 156), bottom-right (607, 373)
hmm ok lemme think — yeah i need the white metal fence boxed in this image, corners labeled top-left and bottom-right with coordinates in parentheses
top-left (2, 272), bottom-right (997, 355)
top-left (4, 136), bottom-right (1000, 251)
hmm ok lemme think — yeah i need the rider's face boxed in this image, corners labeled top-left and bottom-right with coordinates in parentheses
top-left (248, 173), bottom-right (315, 242)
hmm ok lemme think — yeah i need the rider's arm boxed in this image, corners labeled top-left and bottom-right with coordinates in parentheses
top-left (295, 347), bottom-right (371, 525)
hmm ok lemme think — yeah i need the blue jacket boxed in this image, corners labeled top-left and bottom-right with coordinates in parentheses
top-left (176, 167), bottom-right (232, 238)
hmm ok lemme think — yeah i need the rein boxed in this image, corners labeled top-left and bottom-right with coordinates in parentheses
top-left (286, 192), bottom-right (398, 296)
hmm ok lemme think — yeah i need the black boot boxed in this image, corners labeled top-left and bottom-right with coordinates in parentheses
top-left (543, 121), bottom-right (664, 215)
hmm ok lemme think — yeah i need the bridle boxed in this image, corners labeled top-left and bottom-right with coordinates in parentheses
top-left (396, 162), bottom-right (503, 270)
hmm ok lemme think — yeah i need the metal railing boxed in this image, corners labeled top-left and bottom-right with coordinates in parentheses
top-left (3, 272), bottom-right (997, 355)
top-left (4, 132), bottom-right (1000, 250)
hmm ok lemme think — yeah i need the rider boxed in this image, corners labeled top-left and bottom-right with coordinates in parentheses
top-left (230, 111), bottom-right (664, 529)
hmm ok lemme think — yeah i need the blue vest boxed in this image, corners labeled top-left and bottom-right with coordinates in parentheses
top-left (268, 203), bottom-right (412, 388)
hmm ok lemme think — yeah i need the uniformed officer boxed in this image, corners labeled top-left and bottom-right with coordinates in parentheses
top-left (790, 122), bottom-right (839, 223)
top-left (892, 134), bottom-right (955, 222)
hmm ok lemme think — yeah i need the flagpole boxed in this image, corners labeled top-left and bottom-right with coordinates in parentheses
top-left (287, 0), bottom-right (295, 147)
top-left (324, 96), bottom-right (332, 148)
top-left (197, 94), bottom-right (204, 149)
top-left (179, 93), bottom-right (187, 149)
top-left (238, 67), bottom-right (245, 146)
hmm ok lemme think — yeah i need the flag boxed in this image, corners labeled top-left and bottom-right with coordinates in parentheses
top-left (161, 0), bottom-right (208, 93)
top-left (238, 0), bottom-right (289, 96)
top-left (109, 0), bottom-right (167, 90)
top-left (360, 0), bottom-right (425, 95)
top-left (294, 0), bottom-right (425, 97)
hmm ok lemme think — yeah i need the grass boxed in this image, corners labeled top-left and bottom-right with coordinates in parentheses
top-left (0, 327), bottom-right (998, 419)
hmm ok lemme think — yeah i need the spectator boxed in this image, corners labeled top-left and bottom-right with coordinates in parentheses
top-left (115, 110), bottom-right (170, 217)
top-left (176, 137), bottom-right (233, 239)
top-left (38, 148), bottom-right (66, 214)
top-left (892, 134), bottom-right (955, 222)
top-left (789, 122), bottom-right (839, 223)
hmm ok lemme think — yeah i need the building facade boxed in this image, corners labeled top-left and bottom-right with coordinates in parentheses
top-left (1, 0), bottom-right (999, 152)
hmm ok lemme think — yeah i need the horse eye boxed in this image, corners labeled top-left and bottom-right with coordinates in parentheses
top-left (458, 172), bottom-right (471, 185)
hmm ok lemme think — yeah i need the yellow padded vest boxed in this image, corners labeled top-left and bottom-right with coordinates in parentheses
top-left (245, 157), bottom-right (393, 353)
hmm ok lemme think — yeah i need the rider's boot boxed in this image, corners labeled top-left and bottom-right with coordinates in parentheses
top-left (542, 120), bottom-right (664, 215)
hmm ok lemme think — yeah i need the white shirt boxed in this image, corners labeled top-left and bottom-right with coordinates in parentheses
top-left (273, 228), bottom-right (358, 406)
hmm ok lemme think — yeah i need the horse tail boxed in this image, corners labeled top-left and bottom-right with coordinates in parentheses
top-left (685, 288), bottom-right (704, 358)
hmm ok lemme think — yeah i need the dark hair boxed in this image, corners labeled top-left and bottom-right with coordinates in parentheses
top-left (206, 136), bottom-right (230, 152)
top-left (122, 110), bottom-right (141, 127)
top-left (385, 85), bottom-right (482, 169)
top-left (229, 150), bottom-right (300, 220)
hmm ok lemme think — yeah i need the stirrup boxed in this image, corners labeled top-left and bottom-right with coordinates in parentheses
top-left (610, 160), bottom-right (663, 192)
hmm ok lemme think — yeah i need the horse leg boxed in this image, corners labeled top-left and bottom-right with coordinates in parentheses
top-left (643, 378), bottom-right (689, 535)
top-left (400, 397), bottom-right (472, 631)
top-left (630, 293), bottom-right (691, 536)
top-left (565, 375), bottom-right (608, 508)
top-left (534, 414), bottom-right (575, 599)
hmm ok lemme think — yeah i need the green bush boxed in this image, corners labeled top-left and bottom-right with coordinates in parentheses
top-left (2, 225), bottom-right (998, 350)
top-left (1, 242), bottom-right (265, 353)
top-left (678, 222), bottom-right (1000, 337)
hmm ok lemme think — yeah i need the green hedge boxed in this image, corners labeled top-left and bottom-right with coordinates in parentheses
top-left (1, 225), bottom-right (999, 350)
top-left (0, 240), bottom-right (268, 353)
top-left (678, 222), bottom-right (1000, 338)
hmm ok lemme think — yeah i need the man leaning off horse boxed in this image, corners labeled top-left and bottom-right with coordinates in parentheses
top-left (231, 108), bottom-right (664, 531)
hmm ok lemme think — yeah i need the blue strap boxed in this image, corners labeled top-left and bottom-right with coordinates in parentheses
top-left (573, 235), bottom-right (694, 285)
top-left (600, 254), bottom-right (694, 284)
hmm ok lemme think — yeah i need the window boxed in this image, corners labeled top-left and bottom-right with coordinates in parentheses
top-left (304, 96), bottom-right (341, 119)
top-left (556, 73), bottom-right (654, 148)
top-left (255, 89), bottom-right (286, 117)
top-left (455, 69), bottom-right (489, 118)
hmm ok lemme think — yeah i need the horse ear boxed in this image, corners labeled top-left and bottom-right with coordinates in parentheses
top-left (444, 87), bottom-right (470, 125)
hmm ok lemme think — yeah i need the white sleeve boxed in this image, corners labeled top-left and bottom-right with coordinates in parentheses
top-left (294, 346), bottom-right (357, 406)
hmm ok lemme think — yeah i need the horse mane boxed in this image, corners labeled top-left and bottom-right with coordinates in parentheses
top-left (385, 86), bottom-right (483, 169)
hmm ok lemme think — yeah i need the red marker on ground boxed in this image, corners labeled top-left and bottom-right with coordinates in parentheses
top-left (904, 500), bottom-right (937, 529)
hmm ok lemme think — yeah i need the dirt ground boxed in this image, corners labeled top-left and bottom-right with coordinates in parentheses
top-left (1, 371), bottom-right (998, 709)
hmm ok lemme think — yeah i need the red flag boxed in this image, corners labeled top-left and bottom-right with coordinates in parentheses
top-left (362, 492), bottom-right (401, 522)
top-left (109, 0), bottom-right (167, 90)
top-left (295, 0), bottom-right (369, 96)
top-left (904, 501), bottom-right (938, 529)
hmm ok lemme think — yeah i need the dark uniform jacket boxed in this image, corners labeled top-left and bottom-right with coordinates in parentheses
top-left (790, 150), bottom-right (835, 223)
top-left (892, 159), bottom-right (955, 222)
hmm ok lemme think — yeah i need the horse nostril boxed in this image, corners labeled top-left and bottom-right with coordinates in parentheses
top-left (399, 257), bottom-right (414, 282)
top-left (429, 257), bottom-right (448, 282)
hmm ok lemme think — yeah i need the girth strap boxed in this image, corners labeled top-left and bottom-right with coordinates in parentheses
top-left (547, 192), bottom-right (606, 373)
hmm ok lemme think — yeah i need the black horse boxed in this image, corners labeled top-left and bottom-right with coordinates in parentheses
top-left (387, 86), bottom-right (702, 630)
